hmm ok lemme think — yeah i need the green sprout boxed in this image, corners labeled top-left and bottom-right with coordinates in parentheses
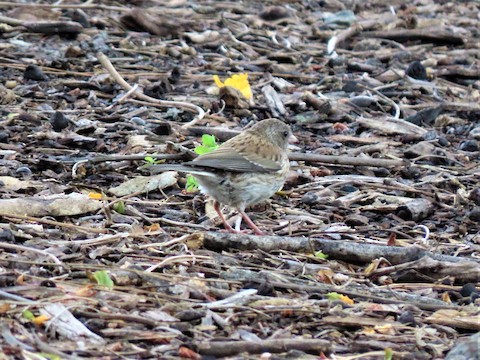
top-left (186, 134), bottom-right (219, 193)
top-left (194, 134), bottom-right (219, 155)
top-left (144, 156), bottom-right (159, 165)
top-left (92, 270), bottom-right (114, 289)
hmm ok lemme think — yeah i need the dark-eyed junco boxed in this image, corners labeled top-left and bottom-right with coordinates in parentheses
top-left (151, 118), bottom-right (296, 235)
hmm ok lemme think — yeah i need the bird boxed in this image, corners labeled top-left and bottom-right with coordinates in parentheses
top-left (150, 118), bottom-right (296, 235)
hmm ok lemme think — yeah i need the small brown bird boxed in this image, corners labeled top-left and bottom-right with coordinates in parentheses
top-left (151, 119), bottom-right (296, 235)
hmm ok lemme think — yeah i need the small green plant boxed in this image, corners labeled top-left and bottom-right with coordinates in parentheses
top-left (194, 134), bottom-right (219, 155)
top-left (314, 251), bottom-right (328, 259)
top-left (92, 270), bottom-right (114, 289)
top-left (113, 201), bottom-right (126, 214)
top-left (185, 134), bottom-right (219, 193)
top-left (144, 156), bottom-right (160, 165)
top-left (186, 175), bottom-right (199, 193)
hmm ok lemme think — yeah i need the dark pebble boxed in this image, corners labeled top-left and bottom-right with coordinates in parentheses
top-left (469, 188), bottom-right (480, 205)
top-left (459, 140), bottom-right (478, 152)
top-left (0, 132), bottom-right (9, 143)
top-left (15, 166), bottom-right (32, 176)
top-left (467, 207), bottom-right (480, 222)
top-left (24, 64), bottom-right (46, 81)
top-left (50, 111), bottom-right (70, 132)
top-left (328, 56), bottom-right (346, 67)
top-left (301, 192), bottom-right (319, 205)
top-left (260, 6), bottom-right (291, 21)
top-left (398, 311), bottom-right (416, 325)
top-left (460, 283), bottom-right (478, 297)
top-left (437, 136), bottom-right (449, 147)
top-left (406, 60), bottom-right (428, 80)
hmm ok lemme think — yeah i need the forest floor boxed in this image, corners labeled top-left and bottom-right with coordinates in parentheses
top-left (0, 0), bottom-right (479, 359)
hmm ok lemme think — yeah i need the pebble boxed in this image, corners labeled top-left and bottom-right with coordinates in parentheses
top-left (406, 60), bottom-right (428, 80)
top-left (24, 64), bottom-right (46, 81)
top-left (459, 140), bottom-right (478, 152)
top-left (50, 111), bottom-right (70, 132)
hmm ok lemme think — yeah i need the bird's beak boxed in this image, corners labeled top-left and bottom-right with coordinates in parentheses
top-left (289, 134), bottom-right (299, 143)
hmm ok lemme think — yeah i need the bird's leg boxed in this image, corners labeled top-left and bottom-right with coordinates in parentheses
top-left (213, 201), bottom-right (236, 233)
top-left (238, 209), bottom-right (265, 235)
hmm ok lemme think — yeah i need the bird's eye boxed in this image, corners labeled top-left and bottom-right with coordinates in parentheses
top-left (282, 130), bottom-right (289, 137)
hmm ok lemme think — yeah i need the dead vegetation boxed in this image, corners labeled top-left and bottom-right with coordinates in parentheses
top-left (0, 0), bottom-right (479, 359)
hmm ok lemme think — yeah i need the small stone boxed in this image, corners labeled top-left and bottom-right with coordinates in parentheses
top-left (467, 207), bottom-right (480, 222)
top-left (130, 117), bottom-right (146, 126)
top-left (24, 64), bottom-right (46, 81)
top-left (469, 188), bottom-right (480, 205)
top-left (301, 191), bottom-right (319, 205)
top-left (50, 111), bottom-right (70, 132)
top-left (459, 140), bottom-right (478, 152)
top-left (437, 136), bottom-right (449, 146)
top-left (398, 311), bottom-right (416, 325)
top-left (260, 6), bottom-right (291, 21)
top-left (16, 166), bottom-right (32, 176)
top-left (460, 283), bottom-right (477, 297)
top-left (0, 132), bottom-right (9, 143)
top-left (406, 61), bottom-right (428, 80)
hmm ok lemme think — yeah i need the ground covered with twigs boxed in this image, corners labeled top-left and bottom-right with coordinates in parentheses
top-left (0, 0), bottom-right (479, 359)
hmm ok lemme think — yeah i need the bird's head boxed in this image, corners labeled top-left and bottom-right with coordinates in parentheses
top-left (248, 119), bottom-right (297, 150)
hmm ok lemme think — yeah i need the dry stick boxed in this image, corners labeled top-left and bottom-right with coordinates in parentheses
top-left (68, 153), bottom-right (187, 164)
top-left (0, 15), bottom-right (83, 35)
top-left (202, 232), bottom-right (480, 281)
top-left (0, 212), bottom-right (107, 234)
top-left (0, 1), bottom-right (129, 11)
top-left (0, 241), bottom-right (62, 266)
top-left (197, 338), bottom-right (331, 357)
top-left (327, 14), bottom-right (397, 53)
top-left (96, 52), bottom-right (205, 126)
top-left (288, 152), bottom-right (407, 168)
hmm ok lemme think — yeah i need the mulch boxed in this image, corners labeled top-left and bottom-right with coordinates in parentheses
top-left (0, 0), bottom-right (479, 359)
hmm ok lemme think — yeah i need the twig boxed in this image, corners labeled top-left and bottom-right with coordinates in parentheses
top-left (0, 1), bottom-right (129, 11)
top-left (288, 152), bottom-right (407, 168)
top-left (0, 241), bottom-right (62, 266)
top-left (96, 52), bottom-right (205, 125)
top-left (0, 212), bottom-right (107, 234)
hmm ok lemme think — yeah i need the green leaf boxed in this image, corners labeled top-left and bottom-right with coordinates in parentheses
top-left (384, 348), bottom-right (393, 360)
top-left (201, 134), bottom-right (217, 148)
top-left (113, 201), bottom-right (126, 214)
top-left (194, 145), bottom-right (212, 155)
top-left (326, 292), bottom-right (342, 301)
top-left (186, 175), bottom-right (199, 193)
top-left (314, 251), bottom-right (328, 259)
top-left (22, 309), bottom-right (35, 320)
top-left (144, 156), bottom-right (155, 164)
top-left (92, 270), bottom-right (114, 289)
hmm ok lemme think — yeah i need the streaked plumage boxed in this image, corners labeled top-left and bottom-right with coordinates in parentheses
top-left (151, 118), bottom-right (295, 235)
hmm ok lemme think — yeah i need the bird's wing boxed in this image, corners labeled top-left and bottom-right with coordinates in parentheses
top-left (190, 144), bottom-right (282, 173)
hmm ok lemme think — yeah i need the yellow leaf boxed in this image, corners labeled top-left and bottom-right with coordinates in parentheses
top-left (32, 314), bottom-right (50, 326)
top-left (88, 192), bottom-right (103, 199)
top-left (339, 294), bottom-right (354, 305)
top-left (145, 223), bottom-right (161, 232)
top-left (213, 73), bottom-right (252, 99)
